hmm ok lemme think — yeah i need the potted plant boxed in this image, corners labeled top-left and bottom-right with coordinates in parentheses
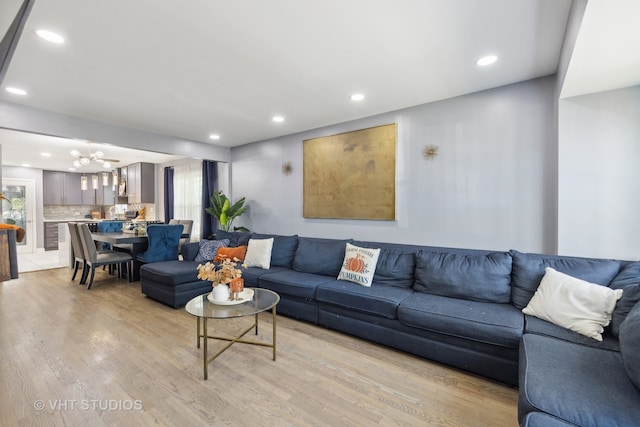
top-left (206, 191), bottom-right (250, 232)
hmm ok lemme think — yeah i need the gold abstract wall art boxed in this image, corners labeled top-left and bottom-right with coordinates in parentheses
top-left (303, 123), bottom-right (396, 220)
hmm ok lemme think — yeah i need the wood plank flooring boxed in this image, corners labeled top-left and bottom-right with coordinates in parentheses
top-left (0, 267), bottom-right (518, 426)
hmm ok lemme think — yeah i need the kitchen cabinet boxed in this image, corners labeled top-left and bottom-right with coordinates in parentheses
top-left (126, 162), bottom-right (155, 204)
top-left (44, 170), bottom-right (100, 205)
top-left (44, 222), bottom-right (60, 250)
top-left (96, 182), bottom-right (115, 205)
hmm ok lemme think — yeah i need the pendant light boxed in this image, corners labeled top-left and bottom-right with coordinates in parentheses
top-left (92, 175), bottom-right (99, 189)
top-left (80, 175), bottom-right (88, 190)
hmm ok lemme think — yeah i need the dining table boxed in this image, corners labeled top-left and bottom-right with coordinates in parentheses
top-left (90, 231), bottom-right (189, 281)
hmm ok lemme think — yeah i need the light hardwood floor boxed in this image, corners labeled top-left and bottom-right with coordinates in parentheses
top-left (0, 267), bottom-right (519, 426)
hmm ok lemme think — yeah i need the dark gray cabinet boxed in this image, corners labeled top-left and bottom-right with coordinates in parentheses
top-left (44, 170), bottom-right (99, 205)
top-left (96, 182), bottom-right (115, 205)
top-left (43, 171), bottom-right (64, 205)
top-left (126, 162), bottom-right (155, 204)
top-left (44, 222), bottom-right (60, 250)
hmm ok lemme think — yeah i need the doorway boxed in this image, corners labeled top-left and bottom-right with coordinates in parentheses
top-left (1, 178), bottom-right (36, 254)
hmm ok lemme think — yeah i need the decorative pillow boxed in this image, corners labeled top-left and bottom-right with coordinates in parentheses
top-left (194, 239), bottom-right (229, 262)
top-left (337, 243), bottom-right (381, 287)
top-left (243, 238), bottom-right (274, 270)
top-left (619, 301), bottom-right (640, 390)
top-left (214, 245), bottom-right (248, 263)
top-left (522, 267), bottom-right (623, 341)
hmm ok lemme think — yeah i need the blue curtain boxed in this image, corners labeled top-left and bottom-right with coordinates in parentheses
top-left (163, 167), bottom-right (174, 223)
top-left (201, 160), bottom-right (218, 239)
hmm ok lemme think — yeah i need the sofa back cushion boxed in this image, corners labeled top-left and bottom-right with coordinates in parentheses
top-left (510, 250), bottom-right (623, 309)
top-left (413, 250), bottom-right (513, 303)
top-left (214, 230), bottom-right (251, 247)
top-left (352, 241), bottom-right (415, 288)
top-left (252, 233), bottom-right (299, 268)
top-left (609, 262), bottom-right (640, 337)
top-left (292, 237), bottom-right (351, 277)
top-left (619, 301), bottom-right (640, 390)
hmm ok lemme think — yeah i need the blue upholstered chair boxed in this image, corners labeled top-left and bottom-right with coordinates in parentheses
top-left (98, 221), bottom-right (124, 232)
top-left (136, 224), bottom-right (184, 264)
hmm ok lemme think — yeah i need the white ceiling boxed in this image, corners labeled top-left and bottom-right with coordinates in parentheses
top-left (0, 0), bottom-right (638, 172)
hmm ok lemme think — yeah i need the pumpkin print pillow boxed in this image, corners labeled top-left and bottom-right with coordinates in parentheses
top-left (337, 243), bottom-right (381, 287)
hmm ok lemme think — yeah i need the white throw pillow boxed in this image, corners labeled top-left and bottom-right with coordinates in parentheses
top-left (337, 243), bottom-right (381, 287)
top-left (522, 267), bottom-right (623, 341)
top-left (243, 238), bottom-right (274, 269)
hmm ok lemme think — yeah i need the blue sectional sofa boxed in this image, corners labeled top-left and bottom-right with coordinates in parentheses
top-left (139, 231), bottom-right (640, 425)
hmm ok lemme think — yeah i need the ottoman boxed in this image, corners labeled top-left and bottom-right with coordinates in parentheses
top-left (140, 260), bottom-right (211, 308)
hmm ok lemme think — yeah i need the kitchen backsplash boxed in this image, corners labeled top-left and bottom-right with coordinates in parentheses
top-left (44, 203), bottom-right (156, 220)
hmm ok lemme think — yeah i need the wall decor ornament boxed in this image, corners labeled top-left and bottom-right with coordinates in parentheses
top-left (303, 123), bottom-right (396, 220)
top-left (423, 144), bottom-right (439, 160)
top-left (282, 161), bottom-right (293, 175)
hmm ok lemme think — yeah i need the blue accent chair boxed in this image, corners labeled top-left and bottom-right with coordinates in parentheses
top-left (97, 221), bottom-right (124, 250)
top-left (136, 224), bottom-right (184, 264)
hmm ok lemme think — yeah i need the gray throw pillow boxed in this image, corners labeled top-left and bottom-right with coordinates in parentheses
top-left (619, 301), bottom-right (640, 390)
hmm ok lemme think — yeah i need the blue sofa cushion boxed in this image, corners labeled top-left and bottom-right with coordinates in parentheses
top-left (619, 301), bottom-right (640, 390)
top-left (510, 250), bottom-right (622, 309)
top-left (413, 250), bottom-right (512, 303)
top-left (518, 333), bottom-right (640, 426)
top-left (521, 412), bottom-right (579, 427)
top-left (140, 260), bottom-right (200, 286)
top-left (316, 280), bottom-right (413, 319)
top-left (215, 230), bottom-right (251, 247)
top-left (257, 269), bottom-right (335, 299)
top-left (181, 242), bottom-right (200, 261)
top-left (292, 237), bottom-right (351, 277)
top-left (524, 315), bottom-right (620, 351)
top-left (353, 241), bottom-right (416, 288)
top-left (398, 293), bottom-right (523, 348)
top-left (194, 239), bottom-right (229, 262)
top-left (252, 233), bottom-right (299, 268)
top-left (609, 262), bottom-right (640, 337)
top-left (611, 284), bottom-right (640, 337)
top-left (241, 266), bottom-right (288, 287)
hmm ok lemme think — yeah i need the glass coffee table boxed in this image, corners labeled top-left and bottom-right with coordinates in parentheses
top-left (185, 288), bottom-right (280, 380)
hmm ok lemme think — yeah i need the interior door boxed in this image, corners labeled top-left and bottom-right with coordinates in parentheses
top-left (1, 178), bottom-right (36, 254)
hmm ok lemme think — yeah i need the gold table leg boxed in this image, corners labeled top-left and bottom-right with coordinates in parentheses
top-left (196, 310), bottom-right (278, 380)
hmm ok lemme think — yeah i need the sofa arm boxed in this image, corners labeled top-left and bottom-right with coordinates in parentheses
top-left (182, 242), bottom-right (200, 261)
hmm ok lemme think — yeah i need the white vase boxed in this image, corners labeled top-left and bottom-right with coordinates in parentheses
top-left (211, 284), bottom-right (230, 302)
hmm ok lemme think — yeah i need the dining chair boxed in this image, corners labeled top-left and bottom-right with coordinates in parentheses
top-left (168, 219), bottom-right (193, 254)
top-left (68, 222), bottom-right (88, 284)
top-left (136, 224), bottom-right (184, 264)
top-left (77, 223), bottom-right (134, 289)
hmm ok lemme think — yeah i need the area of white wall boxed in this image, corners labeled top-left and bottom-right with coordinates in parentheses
top-left (558, 86), bottom-right (640, 260)
top-left (231, 77), bottom-right (557, 253)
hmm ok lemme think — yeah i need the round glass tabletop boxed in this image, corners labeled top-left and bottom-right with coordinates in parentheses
top-left (185, 288), bottom-right (280, 319)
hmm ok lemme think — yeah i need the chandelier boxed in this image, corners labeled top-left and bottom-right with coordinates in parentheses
top-left (70, 148), bottom-right (120, 190)
top-left (70, 149), bottom-right (119, 169)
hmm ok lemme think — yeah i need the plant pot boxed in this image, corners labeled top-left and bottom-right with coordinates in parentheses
top-left (210, 284), bottom-right (230, 302)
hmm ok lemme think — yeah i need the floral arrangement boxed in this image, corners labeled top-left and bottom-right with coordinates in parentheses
top-left (197, 257), bottom-right (245, 287)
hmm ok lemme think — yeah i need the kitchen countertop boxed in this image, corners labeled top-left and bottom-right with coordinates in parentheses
top-left (43, 219), bottom-right (105, 222)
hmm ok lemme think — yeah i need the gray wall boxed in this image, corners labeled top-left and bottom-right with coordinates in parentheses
top-left (231, 77), bottom-right (558, 253)
top-left (558, 86), bottom-right (640, 259)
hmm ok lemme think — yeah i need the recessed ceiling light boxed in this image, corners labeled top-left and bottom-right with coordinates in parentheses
top-left (41, 152), bottom-right (51, 157)
top-left (272, 116), bottom-right (285, 123)
top-left (476, 55), bottom-right (498, 66)
top-left (350, 93), bottom-right (365, 101)
top-left (35, 29), bottom-right (65, 44)
top-left (209, 134), bottom-right (220, 140)
top-left (5, 87), bottom-right (27, 96)
top-left (22, 163), bottom-right (31, 168)
top-left (68, 167), bottom-right (76, 171)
